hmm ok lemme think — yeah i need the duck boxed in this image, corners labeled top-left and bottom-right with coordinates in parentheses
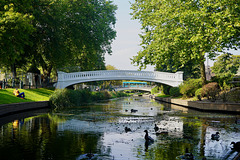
top-left (231, 141), bottom-right (240, 151)
top-left (211, 132), bottom-right (220, 140)
top-left (131, 109), bottom-right (138, 113)
top-left (235, 117), bottom-right (240, 124)
top-left (154, 124), bottom-right (159, 132)
top-left (158, 131), bottom-right (168, 135)
top-left (144, 130), bottom-right (154, 143)
top-left (125, 127), bottom-right (132, 133)
top-left (180, 148), bottom-right (194, 160)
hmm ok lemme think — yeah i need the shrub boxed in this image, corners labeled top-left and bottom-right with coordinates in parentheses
top-left (49, 89), bottom-right (73, 109)
top-left (151, 86), bottom-right (161, 94)
top-left (179, 78), bottom-right (202, 98)
top-left (49, 89), bottom-right (129, 109)
top-left (202, 82), bottom-right (220, 101)
top-left (226, 87), bottom-right (240, 103)
top-left (169, 87), bottom-right (181, 97)
top-left (195, 88), bottom-right (203, 101)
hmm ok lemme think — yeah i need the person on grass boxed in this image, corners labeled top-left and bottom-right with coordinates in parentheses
top-left (13, 88), bottom-right (25, 99)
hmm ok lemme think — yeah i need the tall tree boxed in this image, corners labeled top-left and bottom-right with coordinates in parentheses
top-left (211, 53), bottom-right (240, 78)
top-left (0, 0), bottom-right (117, 83)
top-left (131, 0), bottom-right (240, 85)
top-left (30, 0), bottom-right (117, 84)
top-left (0, 3), bottom-right (34, 78)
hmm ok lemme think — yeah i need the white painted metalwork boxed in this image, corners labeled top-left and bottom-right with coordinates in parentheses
top-left (56, 70), bottom-right (183, 89)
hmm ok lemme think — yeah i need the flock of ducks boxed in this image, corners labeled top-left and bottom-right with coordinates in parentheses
top-left (141, 128), bottom-right (240, 160)
top-left (124, 108), bottom-right (240, 159)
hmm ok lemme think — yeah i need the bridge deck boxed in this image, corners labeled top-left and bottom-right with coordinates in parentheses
top-left (56, 70), bottom-right (183, 89)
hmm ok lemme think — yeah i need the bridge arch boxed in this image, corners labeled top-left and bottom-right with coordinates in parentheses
top-left (56, 70), bottom-right (183, 89)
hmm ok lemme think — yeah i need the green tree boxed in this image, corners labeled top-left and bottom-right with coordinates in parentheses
top-left (0, 3), bottom-right (34, 78)
top-left (211, 53), bottom-right (240, 82)
top-left (131, 0), bottom-right (240, 85)
top-left (1, 0), bottom-right (117, 84)
top-left (106, 64), bottom-right (117, 70)
top-left (30, 0), bottom-right (117, 84)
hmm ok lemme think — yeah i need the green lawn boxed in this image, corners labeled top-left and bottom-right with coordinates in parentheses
top-left (0, 88), bottom-right (54, 105)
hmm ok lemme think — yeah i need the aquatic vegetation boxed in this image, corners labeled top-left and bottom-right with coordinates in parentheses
top-left (49, 89), bottom-right (129, 109)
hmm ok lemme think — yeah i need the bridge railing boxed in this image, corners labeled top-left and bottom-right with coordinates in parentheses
top-left (57, 70), bottom-right (183, 88)
top-left (58, 70), bottom-right (183, 81)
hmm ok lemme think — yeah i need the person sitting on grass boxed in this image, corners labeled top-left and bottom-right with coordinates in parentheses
top-left (13, 88), bottom-right (25, 99)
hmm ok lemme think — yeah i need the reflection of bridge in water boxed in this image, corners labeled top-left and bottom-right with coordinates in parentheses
top-left (56, 70), bottom-right (183, 89)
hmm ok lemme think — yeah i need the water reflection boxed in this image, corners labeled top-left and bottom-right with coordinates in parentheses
top-left (0, 97), bottom-right (239, 160)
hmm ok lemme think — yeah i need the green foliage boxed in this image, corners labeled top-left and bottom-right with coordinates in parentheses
top-left (151, 86), bottom-right (161, 94)
top-left (179, 79), bottom-right (202, 98)
top-left (131, 0), bottom-right (240, 84)
top-left (211, 53), bottom-right (240, 85)
top-left (195, 88), bottom-right (203, 100)
top-left (169, 87), bottom-right (181, 97)
top-left (225, 87), bottom-right (240, 103)
top-left (110, 91), bottom-right (127, 98)
top-left (0, 0), bottom-right (117, 80)
top-left (49, 89), bottom-right (128, 109)
top-left (202, 82), bottom-right (220, 101)
top-left (0, 3), bottom-right (35, 77)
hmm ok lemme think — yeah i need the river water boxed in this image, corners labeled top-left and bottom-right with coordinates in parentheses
top-left (0, 96), bottom-right (239, 160)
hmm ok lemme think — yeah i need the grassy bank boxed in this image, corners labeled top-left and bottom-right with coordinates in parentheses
top-left (49, 89), bottom-right (129, 109)
top-left (0, 88), bottom-right (54, 105)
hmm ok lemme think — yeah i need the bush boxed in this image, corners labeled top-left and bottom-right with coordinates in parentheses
top-left (202, 82), bottom-right (220, 101)
top-left (211, 76), bottom-right (233, 89)
top-left (151, 86), bottom-right (161, 94)
top-left (49, 89), bottom-right (73, 108)
top-left (179, 78), bottom-right (202, 98)
top-left (169, 87), bottom-right (181, 97)
top-left (195, 88), bottom-right (203, 101)
top-left (49, 89), bottom-right (129, 109)
top-left (225, 87), bottom-right (240, 103)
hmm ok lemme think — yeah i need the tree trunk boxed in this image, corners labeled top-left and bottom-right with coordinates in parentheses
top-left (42, 65), bottom-right (52, 87)
top-left (200, 60), bottom-right (206, 85)
top-left (11, 63), bottom-right (17, 79)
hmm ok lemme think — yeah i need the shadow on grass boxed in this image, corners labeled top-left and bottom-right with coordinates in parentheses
top-left (26, 88), bottom-right (54, 97)
top-left (0, 88), bottom-right (53, 105)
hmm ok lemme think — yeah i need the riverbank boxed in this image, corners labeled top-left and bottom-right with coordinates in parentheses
top-left (0, 101), bottom-right (49, 117)
top-left (0, 88), bottom-right (54, 105)
top-left (154, 96), bottom-right (240, 113)
top-left (0, 88), bottom-right (54, 117)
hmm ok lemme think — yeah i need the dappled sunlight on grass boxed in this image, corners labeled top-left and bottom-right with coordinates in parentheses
top-left (0, 88), bottom-right (54, 105)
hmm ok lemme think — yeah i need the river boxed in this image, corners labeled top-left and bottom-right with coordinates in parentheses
top-left (0, 96), bottom-right (239, 160)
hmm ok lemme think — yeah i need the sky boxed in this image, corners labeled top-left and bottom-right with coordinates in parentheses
top-left (105, 0), bottom-right (239, 71)
top-left (105, 0), bottom-right (155, 71)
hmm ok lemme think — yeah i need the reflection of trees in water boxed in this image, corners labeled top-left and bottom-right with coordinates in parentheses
top-left (0, 115), bottom-right (102, 160)
top-left (134, 117), bottom-right (202, 160)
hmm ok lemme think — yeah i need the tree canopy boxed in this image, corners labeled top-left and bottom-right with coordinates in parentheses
top-left (131, 0), bottom-right (240, 84)
top-left (0, 0), bottom-right (117, 83)
top-left (0, 3), bottom-right (34, 78)
top-left (212, 53), bottom-right (240, 78)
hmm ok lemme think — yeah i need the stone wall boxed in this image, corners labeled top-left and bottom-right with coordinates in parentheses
top-left (0, 101), bottom-right (49, 117)
top-left (154, 97), bottom-right (240, 113)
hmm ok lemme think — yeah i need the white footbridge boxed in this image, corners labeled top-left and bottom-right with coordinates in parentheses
top-left (56, 70), bottom-right (183, 89)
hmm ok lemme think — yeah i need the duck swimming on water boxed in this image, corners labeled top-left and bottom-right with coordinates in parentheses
top-left (125, 127), bottom-right (132, 133)
top-left (211, 132), bottom-right (220, 140)
top-left (154, 124), bottom-right (159, 132)
top-left (231, 141), bottom-right (240, 152)
top-left (180, 148), bottom-right (194, 160)
top-left (131, 109), bottom-right (138, 113)
top-left (144, 130), bottom-right (154, 143)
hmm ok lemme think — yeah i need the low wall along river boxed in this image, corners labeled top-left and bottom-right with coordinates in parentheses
top-left (154, 97), bottom-right (240, 113)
